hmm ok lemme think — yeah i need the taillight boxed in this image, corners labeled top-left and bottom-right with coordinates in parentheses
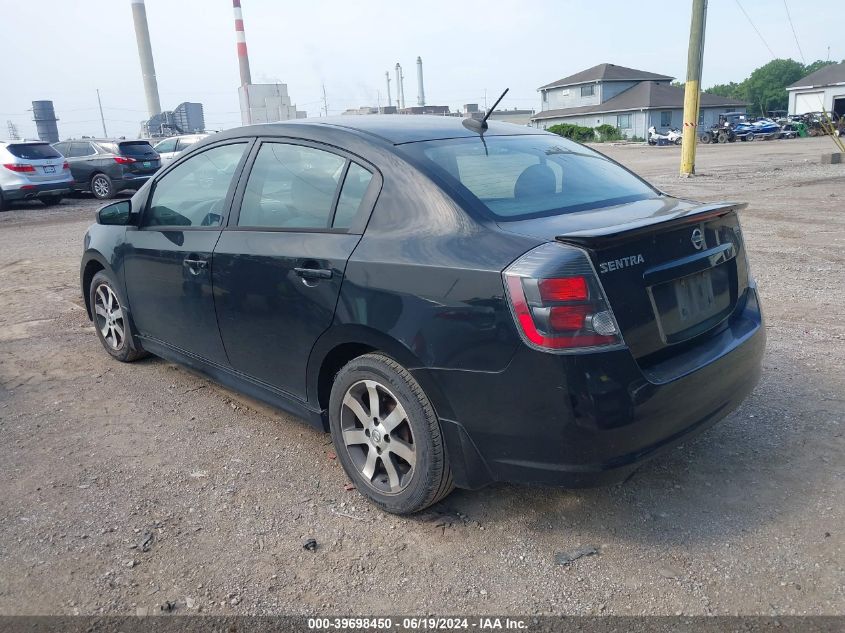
top-left (503, 242), bottom-right (623, 352)
top-left (114, 156), bottom-right (136, 165)
top-left (3, 163), bottom-right (36, 173)
top-left (62, 161), bottom-right (70, 170)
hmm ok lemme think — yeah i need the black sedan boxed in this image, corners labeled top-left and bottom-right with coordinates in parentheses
top-left (80, 116), bottom-right (765, 514)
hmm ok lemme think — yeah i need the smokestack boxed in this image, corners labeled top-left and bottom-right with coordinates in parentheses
top-left (385, 71), bottom-right (392, 111)
top-left (395, 63), bottom-right (405, 110)
top-left (416, 57), bottom-right (425, 107)
top-left (32, 101), bottom-right (59, 143)
top-left (130, 0), bottom-right (162, 118)
top-left (232, 0), bottom-right (252, 86)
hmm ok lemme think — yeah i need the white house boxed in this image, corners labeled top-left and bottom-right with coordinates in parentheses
top-left (787, 62), bottom-right (845, 117)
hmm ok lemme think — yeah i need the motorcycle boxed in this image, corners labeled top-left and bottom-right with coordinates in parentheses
top-left (648, 126), bottom-right (683, 145)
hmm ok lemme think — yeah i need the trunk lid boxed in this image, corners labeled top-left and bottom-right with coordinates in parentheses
top-left (498, 196), bottom-right (751, 364)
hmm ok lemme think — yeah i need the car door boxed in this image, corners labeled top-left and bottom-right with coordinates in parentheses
top-left (212, 139), bottom-right (380, 399)
top-left (65, 141), bottom-right (95, 184)
top-left (123, 140), bottom-right (252, 364)
top-left (154, 138), bottom-right (178, 165)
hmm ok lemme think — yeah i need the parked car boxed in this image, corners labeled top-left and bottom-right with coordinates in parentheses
top-left (153, 133), bottom-right (211, 166)
top-left (52, 139), bottom-right (160, 199)
top-left (80, 116), bottom-right (765, 514)
top-left (0, 140), bottom-right (74, 210)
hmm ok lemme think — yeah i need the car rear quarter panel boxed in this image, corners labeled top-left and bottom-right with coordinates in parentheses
top-left (311, 145), bottom-right (541, 415)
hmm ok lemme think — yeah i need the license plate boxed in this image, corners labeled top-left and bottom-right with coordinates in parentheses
top-left (143, 161), bottom-right (151, 168)
top-left (674, 269), bottom-right (716, 323)
top-left (43, 165), bottom-right (55, 174)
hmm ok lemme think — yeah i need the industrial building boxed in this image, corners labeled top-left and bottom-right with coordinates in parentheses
top-left (531, 63), bottom-right (746, 138)
top-left (787, 62), bottom-right (845, 118)
top-left (142, 102), bottom-right (205, 137)
top-left (232, 1), bottom-right (305, 124)
top-left (31, 100), bottom-right (60, 143)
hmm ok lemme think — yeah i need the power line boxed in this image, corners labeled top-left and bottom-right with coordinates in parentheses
top-left (782, 0), bottom-right (805, 64)
top-left (734, 0), bottom-right (776, 58)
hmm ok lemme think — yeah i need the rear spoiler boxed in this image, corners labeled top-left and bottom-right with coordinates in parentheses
top-left (555, 202), bottom-right (747, 248)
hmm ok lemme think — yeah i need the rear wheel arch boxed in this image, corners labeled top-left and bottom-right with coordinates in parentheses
top-left (308, 326), bottom-right (457, 428)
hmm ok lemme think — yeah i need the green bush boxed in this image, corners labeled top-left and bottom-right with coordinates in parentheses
top-left (595, 124), bottom-right (623, 141)
top-left (547, 123), bottom-right (595, 142)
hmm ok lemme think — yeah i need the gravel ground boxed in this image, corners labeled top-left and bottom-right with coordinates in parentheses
top-left (0, 137), bottom-right (842, 616)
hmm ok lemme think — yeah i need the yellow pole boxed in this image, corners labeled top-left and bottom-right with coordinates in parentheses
top-left (681, 0), bottom-right (708, 176)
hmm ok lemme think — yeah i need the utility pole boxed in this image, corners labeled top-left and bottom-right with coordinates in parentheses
top-left (385, 71), bottom-right (392, 111)
top-left (321, 84), bottom-right (328, 117)
top-left (680, 0), bottom-right (707, 176)
top-left (96, 89), bottom-right (108, 137)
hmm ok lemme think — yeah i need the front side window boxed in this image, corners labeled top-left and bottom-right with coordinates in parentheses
top-left (402, 134), bottom-right (656, 221)
top-left (155, 138), bottom-right (177, 153)
top-left (145, 143), bottom-right (247, 228)
top-left (238, 143), bottom-right (345, 229)
top-left (176, 137), bottom-right (200, 152)
top-left (617, 113), bottom-right (632, 129)
top-left (581, 84), bottom-right (595, 97)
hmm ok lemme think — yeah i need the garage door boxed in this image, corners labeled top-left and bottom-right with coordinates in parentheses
top-left (794, 92), bottom-right (824, 114)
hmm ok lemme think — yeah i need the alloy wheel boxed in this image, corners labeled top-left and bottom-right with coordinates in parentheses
top-left (93, 284), bottom-right (125, 350)
top-left (340, 379), bottom-right (416, 495)
top-left (92, 176), bottom-right (110, 198)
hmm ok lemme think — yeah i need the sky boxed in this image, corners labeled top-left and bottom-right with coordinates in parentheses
top-left (1, 0), bottom-right (841, 140)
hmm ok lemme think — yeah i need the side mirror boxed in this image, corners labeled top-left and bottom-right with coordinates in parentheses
top-left (96, 200), bottom-right (132, 226)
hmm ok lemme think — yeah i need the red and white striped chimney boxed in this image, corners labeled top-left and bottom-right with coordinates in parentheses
top-left (233, 0), bottom-right (252, 87)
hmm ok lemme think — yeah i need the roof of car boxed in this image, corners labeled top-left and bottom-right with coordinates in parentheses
top-left (231, 115), bottom-right (548, 145)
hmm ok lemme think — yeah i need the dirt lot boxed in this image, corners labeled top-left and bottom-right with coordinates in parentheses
top-left (0, 137), bottom-right (842, 617)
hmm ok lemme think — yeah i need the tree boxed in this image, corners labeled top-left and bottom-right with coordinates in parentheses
top-left (744, 59), bottom-right (806, 114)
top-left (705, 81), bottom-right (743, 100)
top-left (703, 59), bottom-right (843, 116)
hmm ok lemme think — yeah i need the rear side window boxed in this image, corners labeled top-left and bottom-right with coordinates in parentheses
top-left (145, 143), bottom-right (247, 228)
top-left (118, 141), bottom-right (157, 158)
top-left (6, 143), bottom-right (61, 160)
top-left (333, 163), bottom-right (373, 229)
top-left (403, 135), bottom-right (656, 220)
top-left (68, 142), bottom-right (96, 157)
top-left (238, 143), bottom-right (345, 229)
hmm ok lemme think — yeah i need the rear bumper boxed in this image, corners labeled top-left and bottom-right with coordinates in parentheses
top-left (422, 286), bottom-right (766, 489)
top-left (2, 180), bottom-right (74, 201)
top-left (116, 173), bottom-right (153, 191)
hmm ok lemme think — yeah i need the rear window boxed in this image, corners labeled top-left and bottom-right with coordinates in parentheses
top-left (116, 141), bottom-right (157, 158)
top-left (401, 135), bottom-right (656, 221)
top-left (106, 141), bottom-right (158, 158)
top-left (6, 143), bottom-right (62, 160)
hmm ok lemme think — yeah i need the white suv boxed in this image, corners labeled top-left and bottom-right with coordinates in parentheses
top-left (0, 141), bottom-right (74, 210)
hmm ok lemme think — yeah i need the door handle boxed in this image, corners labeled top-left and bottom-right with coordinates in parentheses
top-left (183, 257), bottom-right (208, 274)
top-left (294, 267), bottom-right (332, 280)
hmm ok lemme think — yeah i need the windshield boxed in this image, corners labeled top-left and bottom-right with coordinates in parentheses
top-left (401, 135), bottom-right (657, 221)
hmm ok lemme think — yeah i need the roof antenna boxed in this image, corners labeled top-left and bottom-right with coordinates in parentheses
top-left (463, 88), bottom-right (509, 133)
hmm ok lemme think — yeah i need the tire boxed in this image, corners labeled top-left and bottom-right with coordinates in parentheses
top-left (674, 137), bottom-right (682, 145)
top-left (699, 133), bottom-right (711, 144)
top-left (717, 132), bottom-right (729, 144)
top-left (90, 173), bottom-right (115, 200)
top-left (89, 270), bottom-right (147, 362)
top-left (746, 133), bottom-right (755, 142)
top-left (329, 353), bottom-right (453, 514)
top-left (647, 139), bottom-right (656, 146)
top-left (0, 189), bottom-right (6, 212)
top-left (40, 195), bottom-right (62, 207)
